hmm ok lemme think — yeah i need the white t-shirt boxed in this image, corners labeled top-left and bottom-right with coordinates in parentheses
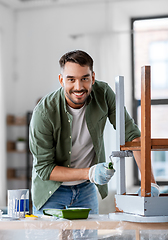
top-left (62, 104), bottom-right (95, 185)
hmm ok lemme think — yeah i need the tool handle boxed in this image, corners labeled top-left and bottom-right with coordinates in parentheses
top-left (108, 162), bottom-right (114, 169)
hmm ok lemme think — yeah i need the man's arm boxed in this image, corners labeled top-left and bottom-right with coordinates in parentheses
top-left (49, 164), bottom-right (115, 186)
top-left (132, 137), bottom-right (156, 184)
top-left (49, 166), bottom-right (89, 182)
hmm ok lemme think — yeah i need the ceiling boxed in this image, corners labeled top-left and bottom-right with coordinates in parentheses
top-left (0, 0), bottom-right (105, 10)
top-left (0, 0), bottom-right (155, 10)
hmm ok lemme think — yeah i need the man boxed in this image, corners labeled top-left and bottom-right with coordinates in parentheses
top-left (29, 50), bottom-right (159, 215)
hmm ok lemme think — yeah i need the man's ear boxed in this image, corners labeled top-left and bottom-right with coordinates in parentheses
top-left (92, 71), bottom-right (95, 85)
top-left (59, 74), bottom-right (64, 87)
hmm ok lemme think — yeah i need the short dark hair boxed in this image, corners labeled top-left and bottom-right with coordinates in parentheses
top-left (59, 50), bottom-right (93, 72)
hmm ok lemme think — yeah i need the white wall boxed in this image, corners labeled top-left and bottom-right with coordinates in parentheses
top-left (1, 0), bottom-right (168, 209)
top-left (14, 2), bottom-right (108, 112)
top-left (0, 4), bottom-right (14, 206)
top-left (14, 0), bottom-right (168, 114)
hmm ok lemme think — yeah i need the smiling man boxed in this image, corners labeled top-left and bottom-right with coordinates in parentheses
top-left (59, 62), bottom-right (95, 109)
top-left (29, 50), bottom-right (159, 218)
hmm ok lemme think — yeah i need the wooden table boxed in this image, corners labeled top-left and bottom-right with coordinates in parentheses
top-left (0, 215), bottom-right (168, 240)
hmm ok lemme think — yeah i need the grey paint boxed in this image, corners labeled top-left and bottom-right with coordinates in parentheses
top-left (115, 76), bottom-right (126, 195)
top-left (115, 194), bottom-right (168, 216)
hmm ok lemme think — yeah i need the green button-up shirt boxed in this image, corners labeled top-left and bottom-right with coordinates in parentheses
top-left (29, 80), bottom-right (141, 210)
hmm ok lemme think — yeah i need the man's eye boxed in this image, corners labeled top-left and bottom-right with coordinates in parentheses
top-left (82, 78), bottom-right (89, 81)
top-left (68, 78), bottom-right (75, 82)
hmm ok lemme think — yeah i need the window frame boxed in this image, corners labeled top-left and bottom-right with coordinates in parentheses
top-left (131, 15), bottom-right (168, 186)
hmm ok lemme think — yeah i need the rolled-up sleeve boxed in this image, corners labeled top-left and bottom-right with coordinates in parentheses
top-left (29, 109), bottom-right (56, 181)
top-left (124, 108), bottom-right (141, 142)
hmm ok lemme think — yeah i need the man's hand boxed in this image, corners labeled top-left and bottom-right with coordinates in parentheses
top-left (137, 183), bottom-right (160, 197)
top-left (89, 163), bottom-right (115, 185)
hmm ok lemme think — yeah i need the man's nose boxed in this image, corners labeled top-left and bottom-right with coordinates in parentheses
top-left (75, 80), bottom-right (83, 90)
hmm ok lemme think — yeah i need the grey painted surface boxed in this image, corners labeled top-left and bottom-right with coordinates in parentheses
top-left (115, 194), bottom-right (168, 216)
top-left (115, 76), bottom-right (126, 195)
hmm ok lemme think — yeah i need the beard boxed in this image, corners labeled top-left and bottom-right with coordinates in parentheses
top-left (65, 89), bottom-right (90, 108)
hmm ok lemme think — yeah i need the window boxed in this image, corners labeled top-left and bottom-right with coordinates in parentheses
top-left (131, 16), bottom-right (168, 185)
top-left (150, 41), bottom-right (168, 92)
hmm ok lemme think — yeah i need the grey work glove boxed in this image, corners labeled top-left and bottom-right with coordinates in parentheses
top-left (89, 162), bottom-right (115, 185)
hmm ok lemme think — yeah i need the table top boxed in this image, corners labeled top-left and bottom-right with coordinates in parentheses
top-left (0, 214), bottom-right (168, 231)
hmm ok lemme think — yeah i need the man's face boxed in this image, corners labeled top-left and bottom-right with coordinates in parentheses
top-left (59, 62), bottom-right (95, 109)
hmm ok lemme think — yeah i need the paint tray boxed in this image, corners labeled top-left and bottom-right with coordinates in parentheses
top-left (43, 208), bottom-right (91, 220)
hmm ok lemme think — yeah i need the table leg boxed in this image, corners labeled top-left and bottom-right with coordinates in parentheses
top-left (136, 229), bottom-right (140, 240)
top-left (59, 230), bottom-right (73, 240)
